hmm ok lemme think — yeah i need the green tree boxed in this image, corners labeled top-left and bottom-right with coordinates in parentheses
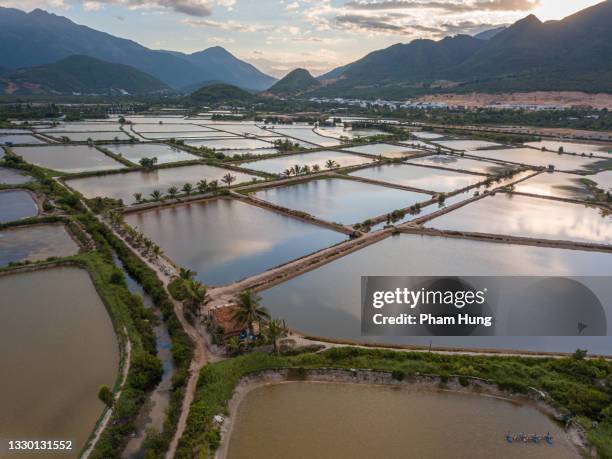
top-left (167, 186), bottom-right (179, 199)
top-left (150, 190), bottom-right (162, 202)
top-left (197, 179), bottom-right (208, 193)
top-left (222, 173), bottom-right (236, 187)
top-left (182, 183), bottom-right (193, 196)
top-left (232, 290), bottom-right (270, 336)
top-left (133, 192), bottom-right (143, 204)
top-left (98, 385), bottom-right (113, 408)
top-left (266, 319), bottom-right (286, 355)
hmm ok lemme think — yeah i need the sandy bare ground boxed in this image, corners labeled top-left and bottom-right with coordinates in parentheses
top-left (417, 91), bottom-right (612, 111)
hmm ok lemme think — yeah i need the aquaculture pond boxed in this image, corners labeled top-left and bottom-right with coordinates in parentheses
top-left (266, 127), bottom-right (340, 147)
top-left (227, 382), bottom-right (576, 459)
top-left (0, 267), bottom-right (118, 453)
top-left (185, 138), bottom-right (273, 150)
top-left (219, 148), bottom-right (279, 158)
top-left (350, 163), bottom-right (484, 193)
top-left (253, 178), bottom-right (431, 225)
top-left (514, 171), bottom-right (612, 199)
top-left (427, 193), bottom-right (611, 245)
top-left (67, 164), bottom-right (257, 205)
top-left (37, 122), bottom-right (122, 132)
top-left (408, 155), bottom-right (518, 175)
top-left (411, 131), bottom-right (445, 140)
top-left (0, 223), bottom-right (79, 266)
top-left (314, 126), bottom-right (385, 139)
top-left (467, 148), bottom-right (611, 173)
top-left (343, 143), bottom-right (420, 158)
top-left (132, 123), bottom-right (214, 133)
top-left (207, 124), bottom-right (276, 137)
top-left (260, 233), bottom-right (612, 354)
top-left (433, 139), bottom-right (502, 151)
top-left (0, 190), bottom-right (38, 223)
top-left (45, 131), bottom-right (132, 142)
top-left (526, 140), bottom-right (611, 156)
top-left (124, 198), bottom-right (346, 286)
top-left (137, 131), bottom-right (238, 140)
top-left (101, 143), bottom-right (198, 164)
top-left (239, 151), bottom-right (373, 175)
top-left (12, 145), bottom-right (125, 173)
top-left (0, 134), bottom-right (46, 145)
top-left (0, 166), bottom-right (32, 185)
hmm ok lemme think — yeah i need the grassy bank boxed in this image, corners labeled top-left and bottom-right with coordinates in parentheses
top-left (177, 348), bottom-right (612, 458)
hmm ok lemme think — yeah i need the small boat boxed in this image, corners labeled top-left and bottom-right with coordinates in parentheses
top-left (532, 435), bottom-right (541, 444)
top-left (506, 434), bottom-right (513, 443)
top-left (545, 433), bottom-right (553, 445)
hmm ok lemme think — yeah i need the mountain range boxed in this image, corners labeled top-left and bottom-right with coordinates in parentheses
top-left (0, 55), bottom-right (168, 95)
top-left (0, 7), bottom-right (276, 91)
top-left (316, 0), bottom-right (612, 98)
top-left (267, 68), bottom-right (321, 96)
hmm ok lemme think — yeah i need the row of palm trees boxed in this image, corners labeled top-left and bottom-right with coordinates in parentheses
top-left (109, 211), bottom-right (163, 258)
top-left (132, 173), bottom-right (237, 204)
top-left (282, 159), bottom-right (340, 177)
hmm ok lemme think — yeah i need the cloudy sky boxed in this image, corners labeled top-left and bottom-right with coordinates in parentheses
top-left (0, 0), bottom-right (603, 77)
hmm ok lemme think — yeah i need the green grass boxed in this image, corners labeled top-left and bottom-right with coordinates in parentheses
top-left (177, 348), bottom-right (612, 458)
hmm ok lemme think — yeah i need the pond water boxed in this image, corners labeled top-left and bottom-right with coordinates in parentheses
top-left (350, 163), bottom-right (485, 193)
top-left (467, 148), bottom-right (611, 173)
top-left (132, 124), bottom-right (214, 133)
top-left (267, 128), bottom-right (340, 147)
top-left (343, 143), bottom-right (418, 158)
top-left (427, 193), bottom-right (611, 244)
top-left (207, 124), bottom-right (276, 137)
top-left (260, 233), bottom-right (612, 354)
top-left (239, 151), bottom-right (373, 175)
top-left (434, 140), bottom-right (502, 151)
top-left (124, 198), bottom-right (346, 286)
top-left (0, 190), bottom-right (38, 223)
top-left (13, 145), bottom-right (125, 173)
top-left (67, 164), bottom-right (257, 204)
top-left (101, 143), bottom-right (198, 164)
top-left (113, 255), bottom-right (175, 459)
top-left (0, 134), bottom-right (46, 145)
top-left (38, 122), bottom-right (122, 132)
top-left (314, 126), bottom-right (385, 139)
top-left (526, 141), bottom-right (611, 156)
top-left (408, 155), bottom-right (518, 175)
top-left (0, 223), bottom-right (79, 266)
top-left (0, 267), bottom-right (118, 454)
top-left (513, 172), bottom-right (612, 199)
top-left (0, 166), bottom-right (32, 185)
top-left (253, 178), bottom-right (431, 225)
top-left (227, 382), bottom-right (576, 459)
top-left (46, 131), bottom-right (132, 142)
top-left (137, 131), bottom-right (238, 140)
top-left (411, 131), bottom-right (445, 140)
top-left (185, 138), bottom-right (273, 150)
top-left (264, 136), bottom-right (319, 149)
top-left (0, 128), bottom-right (32, 134)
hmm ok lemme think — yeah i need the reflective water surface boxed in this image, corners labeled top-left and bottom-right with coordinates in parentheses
top-left (408, 155), bottom-right (518, 175)
top-left (0, 134), bottom-right (46, 145)
top-left (254, 178), bottom-right (431, 224)
top-left (434, 139), bottom-right (502, 151)
top-left (67, 164), bottom-right (257, 204)
top-left (526, 141), bottom-right (611, 155)
top-left (0, 166), bottom-right (32, 185)
top-left (350, 163), bottom-right (484, 193)
top-left (239, 151), bottom-right (372, 174)
top-left (13, 145), bottom-right (125, 173)
top-left (102, 143), bottom-right (198, 164)
top-left (261, 233), bottom-right (612, 354)
top-left (514, 171), bottom-right (612, 199)
top-left (427, 193), bottom-right (611, 244)
top-left (0, 267), bottom-right (118, 454)
top-left (0, 223), bottom-right (79, 266)
top-left (0, 190), bottom-right (38, 223)
top-left (343, 143), bottom-right (419, 157)
top-left (124, 198), bottom-right (346, 285)
top-left (228, 382), bottom-right (576, 459)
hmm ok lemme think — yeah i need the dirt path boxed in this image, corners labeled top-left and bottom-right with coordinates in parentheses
top-left (81, 329), bottom-right (132, 459)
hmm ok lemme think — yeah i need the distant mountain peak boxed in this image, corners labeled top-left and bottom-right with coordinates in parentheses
top-left (266, 68), bottom-right (320, 96)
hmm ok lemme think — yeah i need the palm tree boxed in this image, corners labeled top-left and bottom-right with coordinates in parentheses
top-left (133, 192), bottom-right (143, 204)
top-left (197, 179), bottom-right (208, 193)
top-left (283, 168), bottom-right (292, 177)
top-left (312, 164), bottom-right (320, 173)
top-left (266, 319), bottom-right (286, 355)
top-left (226, 336), bottom-right (243, 356)
top-left (209, 180), bottom-right (219, 191)
top-left (232, 290), bottom-right (270, 336)
top-left (303, 164), bottom-right (311, 174)
top-left (167, 186), bottom-right (179, 199)
top-left (292, 164), bottom-right (302, 175)
top-left (184, 279), bottom-right (207, 317)
top-left (179, 267), bottom-right (196, 280)
top-left (150, 190), bottom-right (162, 202)
top-left (325, 159), bottom-right (338, 170)
top-left (182, 183), bottom-right (193, 195)
top-left (222, 173), bottom-right (236, 187)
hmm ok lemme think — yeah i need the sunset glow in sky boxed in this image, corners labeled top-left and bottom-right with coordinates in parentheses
top-left (0, 0), bottom-right (604, 77)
